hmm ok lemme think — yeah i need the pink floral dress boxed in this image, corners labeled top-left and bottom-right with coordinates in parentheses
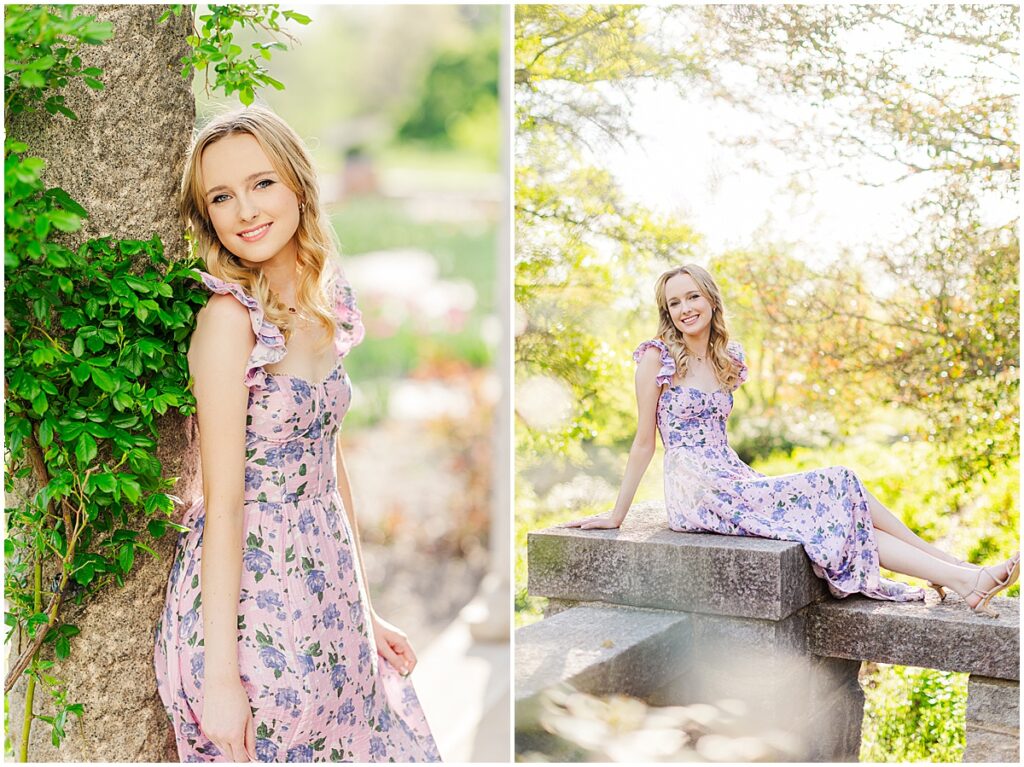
top-left (154, 266), bottom-right (441, 762)
top-left (635, 338), bottom-right (923, 602)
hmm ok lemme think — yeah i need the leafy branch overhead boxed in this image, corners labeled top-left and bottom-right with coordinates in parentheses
top-left (161, 4), bottom-right (311, 106)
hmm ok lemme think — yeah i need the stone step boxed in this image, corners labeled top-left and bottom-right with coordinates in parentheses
top-left (807, 593), bottom-right (1020, 680)
top-left (514, 603), bottom-right (690, 728)
top-left (528, 500), bottom-right (826, 621)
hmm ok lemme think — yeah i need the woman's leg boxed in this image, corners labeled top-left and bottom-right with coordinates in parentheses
top-left (863, 487), bottom-right (977, 569)
top-left (874, 529), bottom-right (1000, 607)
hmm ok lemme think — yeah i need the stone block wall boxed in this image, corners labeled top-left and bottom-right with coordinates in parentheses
top-left (964, 676), bottom-right (1020, 762)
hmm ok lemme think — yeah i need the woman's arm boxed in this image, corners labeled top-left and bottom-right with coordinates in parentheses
top-left (334, 438), bottom-right (416, 676)
top-left (562, 347), bottom-right (663, 529)
top-left (189, 294), bottom-right (257, 762)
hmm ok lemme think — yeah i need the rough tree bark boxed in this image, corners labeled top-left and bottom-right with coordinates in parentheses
top-left (7, 6), bottom-right (198, 761)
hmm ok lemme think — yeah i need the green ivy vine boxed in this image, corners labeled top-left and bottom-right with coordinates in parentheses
top-left (4, 4), bottom-right (309, 760)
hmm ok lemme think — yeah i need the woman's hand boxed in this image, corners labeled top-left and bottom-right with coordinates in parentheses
top-left (201, 675), bottom-right (257, 762)
top-left (561, 511), bottom-right (623, 530)
top-left (372, 613), bottom-right (417, 677)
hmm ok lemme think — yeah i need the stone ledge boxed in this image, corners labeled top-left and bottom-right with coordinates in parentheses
top-left (806, 595), bottom-right (1020, 680)
top-left (963, 727), bottom-right (1020, 763)
top-left (967, 676), bottom-right (1020, 731)
top-left (528, 501), bottom-right (827, 621)
top-left (514, 604), bottom-right (690, 724)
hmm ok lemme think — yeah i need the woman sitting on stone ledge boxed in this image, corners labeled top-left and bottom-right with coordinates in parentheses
top-left (562, 264), bottom-right (1019, 616)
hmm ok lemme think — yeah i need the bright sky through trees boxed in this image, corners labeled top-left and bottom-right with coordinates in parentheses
top-left (595, 6), bottom-right (1017, 270)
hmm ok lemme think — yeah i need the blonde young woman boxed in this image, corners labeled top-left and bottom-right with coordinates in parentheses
top-left (564, 264), bottom-right (1019, 613)
top-left (153, 107), bottom-right (440, 763)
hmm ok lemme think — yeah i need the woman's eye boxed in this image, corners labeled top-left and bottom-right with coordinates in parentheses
top-left (255, 179), bottom-right (274, 190)
top-left (211, 194), bottom-right (228, 204)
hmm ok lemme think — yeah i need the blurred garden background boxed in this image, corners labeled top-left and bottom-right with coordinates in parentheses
top-left (514, 5), bottom-right (1018, 762)
top-left (192, 4), bottom-right (503, 655)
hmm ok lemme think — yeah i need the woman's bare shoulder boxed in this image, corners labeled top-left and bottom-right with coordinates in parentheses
top-left (189, 294), bottom-right (255, 372)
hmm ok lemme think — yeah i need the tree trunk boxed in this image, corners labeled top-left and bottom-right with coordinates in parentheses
top-left (6, 6), bottom-right (198, 761)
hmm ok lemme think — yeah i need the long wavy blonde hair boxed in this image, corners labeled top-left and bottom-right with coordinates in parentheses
top-left (654, 264), bottom-right (742, 390)
top-left (180, 106), bottom-right (336, 346)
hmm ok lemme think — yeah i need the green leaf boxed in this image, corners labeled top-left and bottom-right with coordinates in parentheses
top-left (81, 21), bottom-right (114, 45)
top-left (54, 635), bottom-right (70, 660)
top-left (48, 209), bottom-right (82, 233)
top-left (45, 248), bottom-right (70, 268)
top-left (19, 69), bottom-right (45, 88)
top-left (26, 612), bottom-right (50, 635)
top-left (118, 544), bottom-right (135, 572)
top-left (74, 434), bottom-right (97, 465)
top-left (31, 390), bottom-right (49, 416)
top-left (90, 367), bottom-right (118, 393)
top-left (124, 275), bottom-right (150, 293)
top-left (91, 473), bottom-right (117, 492)
top-left (38, 418), bottom-right (54, 448)
top-left (31, 54), bottom-right (57, 71)
top-left (121, 477), bottom-right (142, 503)
top-left (70, 361), bottom-right (90, 383)
top-left (34, 216), bottom-right (51, 239)
top-left (46, 188), bottom-right (88, 217)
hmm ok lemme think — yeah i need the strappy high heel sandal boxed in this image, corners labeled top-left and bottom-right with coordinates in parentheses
top-left (963, 553), bottom-right (1020, 618)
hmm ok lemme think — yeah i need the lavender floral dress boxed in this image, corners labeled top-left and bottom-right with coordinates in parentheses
top-left (154, 266), bottom-right (441, 762)
top-left (635, 339), bottom-right (923, 602)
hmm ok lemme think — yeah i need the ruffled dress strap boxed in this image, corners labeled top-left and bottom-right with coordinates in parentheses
top-left (326, 259), bottom-right (365, 358)
top-left (195, 270), bottom-right (286, 389)
top-left (633, 339), bottom-right (676, 387)
top-left (726, 340), bottom-right (749, 391)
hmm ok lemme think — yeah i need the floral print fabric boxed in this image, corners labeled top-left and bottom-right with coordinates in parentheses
top-left (154, 267), bottom-right (441, 762)
top-left (634, 338), bottom-right (923, 602)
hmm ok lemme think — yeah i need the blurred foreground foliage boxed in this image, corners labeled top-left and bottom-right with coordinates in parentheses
top-left (860, 664), bottom-right (968, 763)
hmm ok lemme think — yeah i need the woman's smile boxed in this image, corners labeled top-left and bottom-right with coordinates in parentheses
top-left (238, 222), bottom-right (272, 242)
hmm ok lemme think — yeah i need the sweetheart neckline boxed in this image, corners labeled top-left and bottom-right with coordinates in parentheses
top-left (264, 357), bottom-right (344, 388)
top-left (662, 384), bottom-right (729, 396)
